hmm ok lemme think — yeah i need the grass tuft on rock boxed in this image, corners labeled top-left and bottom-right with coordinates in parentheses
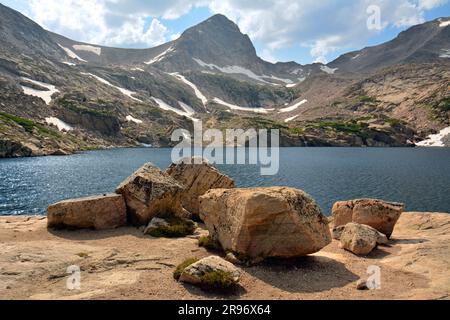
top-left (173, 258), bottom-right (199, 280)
top-left (198, 270), bottom-right (239, 291)
top-left (148, 217), bottom-right (196, 238)
top-left (198, 236), bottom-right (223, 252)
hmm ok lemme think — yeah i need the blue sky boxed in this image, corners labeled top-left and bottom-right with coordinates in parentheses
top-left (1, 0), bottom-right (449, 64)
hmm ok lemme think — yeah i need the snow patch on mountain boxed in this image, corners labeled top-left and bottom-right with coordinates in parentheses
top-left (284, 115), bottom-right (299, 123)
top-left (352, 54), bottom-right (362, 60)
top-left (416, 127), bottom-right (450, 147)
top-left (193, 58), bottom-right (291, 85)
top-left (73, 44), bottom-right (101, 56)
top-left (130, 67), bottom-right (145, 72)
top-left (170, 73), bottom-right (208, 107)
top-left (58, 44), bottom-right (86, 62)
top-left (126, 115), bottom-right (143, 124)
top-left (151, 97), bottom-right (199, 122)
top-left (21, 77), bottom-right (59, 105)
top-left (439, 49), bottom-right (450, 58)
top-left (62, 61), bottom-right (76, 66)
top-left (321, 65), bottom-right (338, 74)
top-left (439, 19), bottom-right (450, 27)
top-left (213, 98), bottom-right (273, 114)
top-left (45, 117), bottom-right (73, 131)
top-left (145, 47), bottom-right (174, 65)
top-left (279, 99), bottom-right (308, 113)
top-left (81, 73), bottom-right (142, 102)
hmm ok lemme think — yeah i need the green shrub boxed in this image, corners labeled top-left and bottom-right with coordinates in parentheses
top-left (148, 217), bottom-right (196, 238)
top-left (0, 112), bottom-right (35, 133)
top-left (198, 270), bottom-right (239, 291)
top-left (198, 236), bottom-right (223, 252)
top-left (173, 258), bottom-right (199, 280)
top-left (359, 96), bottom-right (378, 104)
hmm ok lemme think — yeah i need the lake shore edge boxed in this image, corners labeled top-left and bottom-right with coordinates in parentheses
top-left (1, 211), bottom-right (449, 300)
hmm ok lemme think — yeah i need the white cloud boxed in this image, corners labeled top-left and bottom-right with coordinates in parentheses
top-left (22, 0), bottom-right (449, 61)
top-left (418, 0), bottom-right (448, 9)
top-left (28, 0), bottom-right (170, 47)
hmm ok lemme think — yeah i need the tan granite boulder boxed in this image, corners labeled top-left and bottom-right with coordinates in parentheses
top-left (339, 223), bottom-right (389, 255)
top-left (166, 157), bottom-right (235, 218)
top-left (199, 187), bottom-right (331, 260)
top-left (332, 199), bottom-right (404, 238)
top-left (47, 193), bottom-right (126, 230)
top-left (116, 163), bottom-right (187, 226)
top-left (179, 256), bottom-right (241, 286)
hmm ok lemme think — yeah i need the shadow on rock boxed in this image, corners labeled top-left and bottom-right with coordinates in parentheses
top-left (47, 226), bottom-right (145, 241)
top-left (182, 283), bottom-right (248, 299)
top-left (245, 255), bottom-right (359, 293)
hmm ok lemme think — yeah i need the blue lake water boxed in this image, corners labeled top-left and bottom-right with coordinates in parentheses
top-left (0, 148), bottom-right (449, 216)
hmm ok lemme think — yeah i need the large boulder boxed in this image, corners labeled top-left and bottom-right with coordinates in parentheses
top-left (166, 157), bottom-right (235, 218)
top-left (199, 187), bottom-right (332, 260)
top-left (116, 163), bottom-right (187, 226)
top-left (179, 256), bottom-right (241, 287)
top-left (47, 194), bottom-right (126, 230)
top-left (339, 223), bottom-right (388, 256)
top-left (332, 199), bottom-right (404, 238)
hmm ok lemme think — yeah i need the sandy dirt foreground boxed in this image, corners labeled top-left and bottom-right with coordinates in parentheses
top-left (0, 212), bottom-right (449, 300)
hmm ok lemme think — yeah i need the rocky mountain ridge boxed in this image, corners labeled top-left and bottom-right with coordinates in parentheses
top-left (0, 3), bottom-right (449, 157)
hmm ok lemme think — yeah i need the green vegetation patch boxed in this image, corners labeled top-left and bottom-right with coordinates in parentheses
top-left (0, 112), bottom-right (61, 138)
top-left (198, 270), bottom-right (239, 291)
top-left (315, 120), bottom-right (369, 134)
top-left (434, 97), bottom-right (450, 112)
top-left (358, 96), bottom-right (379, 104)
top-left (198, 236), bottom-right (223, 252)
top-left (0, 112), bottom-right (35, 133)
top-left (147, 217), bottom-right (196, 238)
top-left (173, 258), bottom-right (199, 280)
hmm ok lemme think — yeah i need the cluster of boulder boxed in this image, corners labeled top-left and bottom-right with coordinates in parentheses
top-left (47, 156), bottom-right (405, 290)
top-left (331, 199), bottom-right (404, 255)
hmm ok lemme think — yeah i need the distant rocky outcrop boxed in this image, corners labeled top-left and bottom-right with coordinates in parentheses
top-left (116, 163), bottom-right (188, 226)
top-left (47, 193), bottom-right (126, 230)
top-left (199, 187), bottom-right (331, 260)
top-left (166, 157), bottom-right (235, 218)
top-left (332, 199), bottom-right (404, 238)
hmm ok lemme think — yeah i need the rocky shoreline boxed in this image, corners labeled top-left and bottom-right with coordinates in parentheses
top-left (0, 158), bottom-right (449, 300)
top-left (0, 212), bottom-right (448, 300)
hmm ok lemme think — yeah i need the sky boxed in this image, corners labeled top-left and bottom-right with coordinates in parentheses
top-left (1, 0), bottom-right (449, 64)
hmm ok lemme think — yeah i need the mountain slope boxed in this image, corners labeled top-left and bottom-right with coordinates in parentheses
top-left (328, 17), bottom-right (450, 73)
top-left (0, 3), bottom-right (449, 156)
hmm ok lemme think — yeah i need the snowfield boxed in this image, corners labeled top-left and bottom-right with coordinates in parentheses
top-left (169, 73), bottom-right (208, 107)
top-left (439, 19), bottom-right (450, 27)
top-left (279, 99), bottom-right (308, 113)
top-left (439, 49), bottom-right (450, 58)
top-left (126, 115), bottom-right (143, 124)
top-left (73, 44), bottom-right (101, 56)
top-left (284, 115), bottom-right (299, 123)
top-left (151, 98), bottom-right (199, 122)
top-left (62, 61), bottom-right (76, 66)
top-left (45, 117), bottom-right (73, 131)
top-left (193, 58), bottom-right (292, 85)
top-left (416, 127), bottom-right (450, 147)
top-left (21, 77), bottom-right (59, 105)
top-left (145, 47), bottom-right (174, 65)
top-left (82, 73), bottom-right (142, 102)
top-left (213, 98), bottom-right (274, 114)
top-left (58, 44), bottom-right (87, 62)
top-left (320, 65), bottom-right (338, 74)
